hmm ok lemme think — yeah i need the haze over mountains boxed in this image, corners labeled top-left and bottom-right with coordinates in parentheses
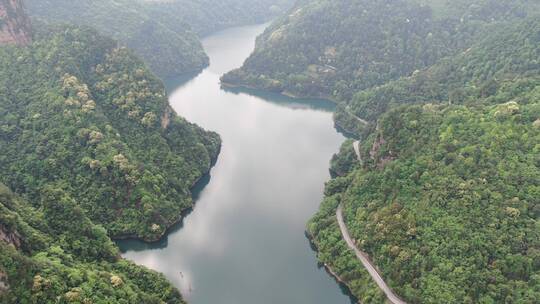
top-left (224, 0), bottom-right (539, 302)
top-left (25, 0), bottom-right (294, 77)
top-left (0, 0), bottom-right (31, 45)
top-left (1, 0), bottom-right (539, 303)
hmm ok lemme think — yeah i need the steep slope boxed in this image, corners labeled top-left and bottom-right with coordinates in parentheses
top-left (0, 25), bottom-right (220, 241)
top-left (308, 17), bottom-right (540, 303)
top-left (0, 183), bottom-right (185, 303)
top-left (220, 0), bottom-right (540, 302)
top-left (25, 0), bottom-right (296, 78)
top-left (142, 0), bottom-right (295, 37)
top-left (25, 0), bottom-right (208, 78)
top-left (336, 15), bottom-right (540, 135)
top-left (0, 0), bottom-right (31, 45)
top-left (223, 0), bottom-right (539, 100)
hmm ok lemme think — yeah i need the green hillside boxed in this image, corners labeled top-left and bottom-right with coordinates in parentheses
top-left (142, 0), bottom-right (294, 36)
top-left (0, 182), bottom-right (185, 303)
top-left (26, 0), bottom-right (209, 78)
top-left (308, 16), bottom-right (540, 304)
top-left (223, 0), bottom-right (539, 101)
top-left (0, 25), bottom-right (220, 242)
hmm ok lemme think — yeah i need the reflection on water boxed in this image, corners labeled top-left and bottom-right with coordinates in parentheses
top-left (221, 85), bottom-right (336, 112)
top-left (118, 173), bottom-right (213, 252)
top-left (164, 70), bottom-right (203, 93)
top-left (117, 23), bottom-right (354, 304)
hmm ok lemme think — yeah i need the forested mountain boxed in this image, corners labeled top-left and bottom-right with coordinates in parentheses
top-left (301, 9), bottom-right (540, 304)
top-left (0, 25), bottom-right (220, 242)
top-left (142, 0), bottom-right (295, 36)
top-left (335, 15), bottom-right (540, 135)
top-left (0, 183), bottom-right (185, 303)
top-left (2, 0), bottom-right (538, 302)
top-left (219, 0), bottom-right (540, 303)
top-left (0, 10), bottom-right (222, 303)
top-left (25, 0), bottom-right (208, 78)
top-left (310, 95), bottom-right (540, 303)
top-left (0, 0), bottom-right (31, 45)
top-left (223, 0), bottom-right (539, 101)
top-left (25, 0), bottom-right (294, 78)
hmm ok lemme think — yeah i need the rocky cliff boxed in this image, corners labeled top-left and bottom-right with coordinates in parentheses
top-left (0, 224), bottom-right (21, 249)
top-left (0, 0), bottom-right (31, 46)
top-left (0, 270), bottom-right (8, 294)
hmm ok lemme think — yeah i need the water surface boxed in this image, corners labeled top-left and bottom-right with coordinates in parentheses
top-left (118, 23), bottom-right (351, 304)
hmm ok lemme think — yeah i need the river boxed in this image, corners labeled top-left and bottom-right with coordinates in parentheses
top-left (117, 23), bottom-right (353, 304)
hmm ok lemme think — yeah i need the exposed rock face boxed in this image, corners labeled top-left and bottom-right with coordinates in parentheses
top-left (161, 106), bottom-right (172, 129)
top-left (0, 224), bottom-right (22, 249)
top-left (0, 270), bottom-right (8, 294)
top-left (370, 130), bottom-right (395, 170)
top-left (0, 0), bottom-right (32, 46)
top-left (0, 224), bottom-right (18, 295)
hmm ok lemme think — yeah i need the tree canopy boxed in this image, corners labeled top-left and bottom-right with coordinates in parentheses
top-left (0, 25), bottom-right (220, 241)
top-left (306, 11), bottom-right (539, 304)
top-left (0, 182), bottom-right (185, 303)
top-left (223, 0), bottom-right (539, 101)
top-left (228, 0), bottom-right (540, 302)
top-left (26, 0), bottom-right (295, 78)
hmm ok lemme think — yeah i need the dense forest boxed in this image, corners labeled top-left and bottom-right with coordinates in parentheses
top-left (25, 0), bottom-right (208, 78)
top-left (0, 183), bottom-right (185, 303)
top-left (1, 1), bottom-right (299, 302)
top-left (25, 0), bottom-right (294, 78)
top-left (219, 0), bottom-right (540, 302)
top-left (310, 97), bottom-right (540, 303)
top-left (2, 0), bottom-right (539, 303)
top-left (335, 14), bottom-right (540, 136)
top-left (142, 0), bottom-right (294, 37)
top-left (292, 3), bottom-right (539, 304)
top-left (223, 0), bottom-right (539, 101)
top-left (0, 9), bottom-right (223, 302)
top-left (0, 25), bottom-right (220, 241)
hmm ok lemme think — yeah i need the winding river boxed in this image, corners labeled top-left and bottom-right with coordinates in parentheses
top-left (117, 23), bottom-right (352, 304)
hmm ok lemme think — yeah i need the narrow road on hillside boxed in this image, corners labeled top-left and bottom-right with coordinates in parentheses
top-left (352, 141), bottom-right (363, 165)
top-left (336, 205), bottom-right (407, 304)
top-left (344, 106), bottom-right (369, 126)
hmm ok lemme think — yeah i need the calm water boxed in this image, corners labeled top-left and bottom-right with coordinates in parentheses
top-left (118, 24), bottom-right (352, 304)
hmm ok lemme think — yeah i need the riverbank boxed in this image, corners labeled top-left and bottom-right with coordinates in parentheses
top-left (120, 23), bottom-right (352, 304)
top-left (220, 80), bottom-right (338, 103)
top-left (337, 205), bottom-right (407, 304)
top-left (113, 143), bottom-right (222, 243)
top-left (221, 81), bottom-right (371, 140)
top-left (222, 76), bottom-right (377, 303)
top-left (306, 230), bottom-right (360, 304)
